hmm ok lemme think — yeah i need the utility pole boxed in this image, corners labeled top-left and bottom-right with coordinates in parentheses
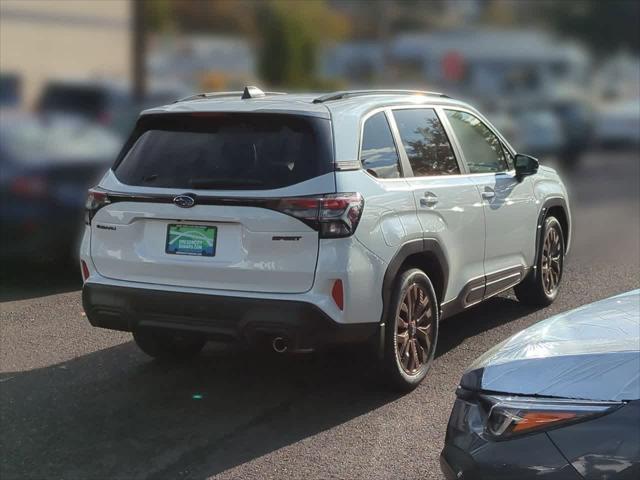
top-left (132, 0), bottom-right (146, 102)
top-left (379, 0), bottom-right (393, 85)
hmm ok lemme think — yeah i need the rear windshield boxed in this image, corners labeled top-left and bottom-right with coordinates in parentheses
top-left (113, 113), bottom-right (333, 190)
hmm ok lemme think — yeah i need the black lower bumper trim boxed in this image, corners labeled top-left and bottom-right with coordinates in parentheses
top-left (82, 283), bottom-right (377, 351)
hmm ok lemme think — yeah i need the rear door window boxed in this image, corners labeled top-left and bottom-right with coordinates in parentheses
top-left (113, 113), bottom-right (333, 190)
top-left (360, 112), bottom-right (401, 178)
top-left (392, 109), bottom-right (460, 176)
top-left (445, 110), bottom-right (509, 173)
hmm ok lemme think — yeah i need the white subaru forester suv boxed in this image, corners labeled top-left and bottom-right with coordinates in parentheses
top-left (80, 87), bottom-right (571, 391)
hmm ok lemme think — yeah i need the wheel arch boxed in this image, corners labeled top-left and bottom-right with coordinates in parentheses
top-left (377, 239), bottom-right (448, 359)
top-left (381, 239), bottom-right (449, 322)
top-left (535, 197), bottom-right (571, 267)
top-left (547, 206), bottom-right (569, 253)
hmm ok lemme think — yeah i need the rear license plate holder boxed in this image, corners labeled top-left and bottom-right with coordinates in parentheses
top-left (166, 224), bottom-right (217, 257)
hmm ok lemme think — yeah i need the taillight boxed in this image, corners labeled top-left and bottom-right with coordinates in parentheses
top-left (482, 395), bottom-right (621, 439)
top-left (273, 193), bottom-right (364, 238)
top-left (85, 188), bottom-right (110, 225)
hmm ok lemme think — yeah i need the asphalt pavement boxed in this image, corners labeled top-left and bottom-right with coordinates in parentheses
top-left (1, 150), bottom-right (639, 480)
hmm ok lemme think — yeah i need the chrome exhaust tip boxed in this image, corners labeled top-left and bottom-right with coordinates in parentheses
top-left (272, 336), bottom-right (288, 353)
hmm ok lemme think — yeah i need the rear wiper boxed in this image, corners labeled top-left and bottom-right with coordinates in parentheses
top-left (142, 174), bottom-right (159, 183)
top-left (189, 178), bottom-right (264, 189)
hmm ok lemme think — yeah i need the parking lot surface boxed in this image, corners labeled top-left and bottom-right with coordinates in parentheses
top-left (1, 151), bottom-right (639, 480)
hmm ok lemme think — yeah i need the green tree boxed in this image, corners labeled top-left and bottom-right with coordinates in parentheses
top-left (257, 1), bottom-right (348, 88)
top-left (144, 0), bottom-right (175, 33)
top-left (541, 0), bottom-right (640, 56)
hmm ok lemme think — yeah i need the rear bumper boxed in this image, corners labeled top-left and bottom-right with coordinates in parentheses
top-left (82, 283), bottom-right (377, 351)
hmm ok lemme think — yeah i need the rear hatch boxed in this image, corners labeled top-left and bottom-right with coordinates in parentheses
top-left (89, 112), bottom-right (335, 294)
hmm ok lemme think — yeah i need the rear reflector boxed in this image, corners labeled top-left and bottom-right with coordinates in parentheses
top-left (81, 260), bottom-right (90, 281)
top-left (332, 279), bottom-right (344, 310)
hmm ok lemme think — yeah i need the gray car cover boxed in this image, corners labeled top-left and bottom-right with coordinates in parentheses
top-left (461, 290), bottom-right (640, 401)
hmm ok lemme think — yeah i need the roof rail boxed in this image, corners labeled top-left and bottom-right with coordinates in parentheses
top-left (312, 89), bottom-right (450, 103)
top-left (175, 86), bottom-right (286, 103)
top-left (175, 91), bottom-right (242, 103)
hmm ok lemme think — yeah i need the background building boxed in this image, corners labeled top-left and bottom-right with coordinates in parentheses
top-left (0, 0), bottom-right (130, 106)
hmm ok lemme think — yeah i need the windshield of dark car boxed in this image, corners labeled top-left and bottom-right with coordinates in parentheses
top-left (0, 116), bottom-right (122, 163)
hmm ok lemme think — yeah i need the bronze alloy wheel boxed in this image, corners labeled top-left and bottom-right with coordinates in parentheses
top-left (541, 225), bottom-right (563, 295)
top-left (395, 283), bottom-right (435, 375)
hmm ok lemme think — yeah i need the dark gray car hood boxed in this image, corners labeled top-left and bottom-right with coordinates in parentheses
top-left (461, 290), bottom-right (640, 401)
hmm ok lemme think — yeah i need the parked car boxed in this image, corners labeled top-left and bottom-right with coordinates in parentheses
top-left (0, 111), bottom-right (122, 261)
top-left (37, 79), bottom-right (188, 137)
top-left (482, 104), bottom-right (565, 164)
top-left (510, 107), bottom-right (565, 160)
top-left (441, 289), bottom-right (640, 479)
top-left (549, 96), bottom-right (594, 167)
top-left (38, 80), bottom-right (130, 124)
top-left (80, 87), bottom-right (571, 390)
top-left (595, 99), bottom-right (640, 148)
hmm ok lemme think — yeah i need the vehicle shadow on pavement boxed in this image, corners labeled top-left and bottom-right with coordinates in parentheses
top-left (0, 261), bottom-right (81, 302)
top-left (1, 295), bottom-right (539, 479)
top-left (0, 341), bottom-right (400, 480)
top-left (435, 295), bottom-right (538, 358)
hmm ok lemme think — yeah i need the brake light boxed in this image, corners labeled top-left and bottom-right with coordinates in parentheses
top-left (273, 193), bottom-right (364, 238)
top-left (332, 279), bottom-right (344, 310)
top-left (85, 188), bottom-right (110, 225)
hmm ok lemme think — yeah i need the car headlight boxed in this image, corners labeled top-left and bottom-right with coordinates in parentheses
top-left (481, 395), bottom-right (621, 439)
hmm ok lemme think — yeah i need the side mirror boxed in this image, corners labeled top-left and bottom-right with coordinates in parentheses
top-left (514, 154), bottom-right (539, 180)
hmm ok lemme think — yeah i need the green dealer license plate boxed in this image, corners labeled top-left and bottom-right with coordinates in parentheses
top-left (166, 224), bottom-right (217, 257)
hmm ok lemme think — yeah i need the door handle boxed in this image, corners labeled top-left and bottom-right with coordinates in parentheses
top-left (481, 188), bottom-right (495, 200)
top-left (420, 192), bottom-right (438, 207)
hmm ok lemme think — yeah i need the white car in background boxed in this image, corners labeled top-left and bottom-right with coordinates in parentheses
top-left (595, 99), bottom-right (640, 147)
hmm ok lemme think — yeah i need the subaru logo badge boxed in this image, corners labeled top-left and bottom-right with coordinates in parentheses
top-left (173, 194), bottom-right (196, 208)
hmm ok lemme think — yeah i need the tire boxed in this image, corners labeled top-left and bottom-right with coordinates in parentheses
top-left (514, 216), bottom-right (565, 307)
top-left (381, 268), bottom-right (439, 392)
top-left (133, 328), bottom-right (206, 360)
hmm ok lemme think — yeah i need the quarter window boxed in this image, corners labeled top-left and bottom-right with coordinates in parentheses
top-left (445, 110), bottom-right (508, 173)
top-left (392, 109), bottom-right (459, 176)
top-left (360, 112), bottom-right (401, 179)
